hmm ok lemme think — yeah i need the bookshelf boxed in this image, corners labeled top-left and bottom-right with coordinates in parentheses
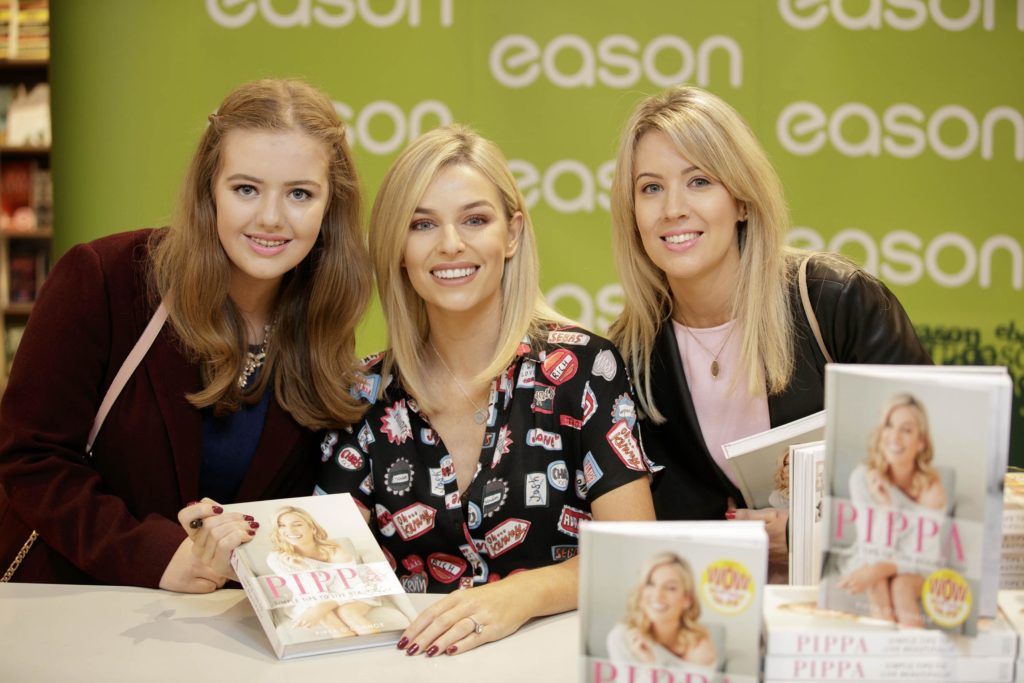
top-left (0, 0), bottom-right (49, 389)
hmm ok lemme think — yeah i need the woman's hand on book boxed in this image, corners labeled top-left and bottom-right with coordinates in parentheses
top-left (158, 537), bottom-right (229, 593)
top-left (176, 498), bottom-right (255, 580)
top-left (727, 501), bottom-right (788, 565)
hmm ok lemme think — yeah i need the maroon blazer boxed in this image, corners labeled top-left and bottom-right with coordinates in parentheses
top-left (0, 229), bottom-right (318, 586)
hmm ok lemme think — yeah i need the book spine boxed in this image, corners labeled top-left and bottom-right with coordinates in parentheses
top-left (231, 550), bottom-right (286, 659)
top-left (766, 629), bottom-right (1017, 657)
top-left (763, 655), bottom-right (1014, 681)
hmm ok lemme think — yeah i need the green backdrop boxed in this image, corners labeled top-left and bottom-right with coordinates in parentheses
top-left (49, 0), bottom-right (1024, 459)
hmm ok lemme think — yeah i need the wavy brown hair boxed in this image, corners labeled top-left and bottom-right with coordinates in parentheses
top-left (150, 79), bottom-right (371, 428)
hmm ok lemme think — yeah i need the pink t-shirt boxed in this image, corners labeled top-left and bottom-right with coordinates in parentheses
top-left (672, 319), bottom-right (770, 491)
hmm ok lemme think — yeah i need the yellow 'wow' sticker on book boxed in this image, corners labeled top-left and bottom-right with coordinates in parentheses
top-left (700, 560), bottom-right (754, 614)
top-left (921, 568), bottom-right (972, 628)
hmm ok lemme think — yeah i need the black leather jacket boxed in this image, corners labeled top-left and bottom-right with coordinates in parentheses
top-left (644, 255), bottom-right (932, 520)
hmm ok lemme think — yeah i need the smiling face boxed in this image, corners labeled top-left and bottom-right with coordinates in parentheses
top-left (276, 512), bottom-right (314, 548)
top-left (402, 163), bottom-right (522, 322)
top-left (641, 563), bottom-right (692, 626)
top-left (214, 128), bottom-right (330, 304)
top-left (881, 405), bottom-right (928, 469)
top-left (632, 130), bottom-right (744, 300)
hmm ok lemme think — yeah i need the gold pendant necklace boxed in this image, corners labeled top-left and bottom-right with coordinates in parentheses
top-left (679, 319), bottom-right (735, 379)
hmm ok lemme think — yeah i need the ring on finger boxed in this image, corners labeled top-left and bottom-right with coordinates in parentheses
top-left (466, 616), bottom-right (484, 635)
top-left (189, 519), bottom-right (203, 529)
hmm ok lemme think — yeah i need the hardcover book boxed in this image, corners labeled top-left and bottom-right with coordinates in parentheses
top-left (764, 653), bottom-right (1014, 682)
top-left (996, 591), bottom-right (1024, 683)
top-left (722, 411), bottom-right (825, 510)
top-left (788, 441), bottom-right (826, 586)
top-left (580, 520), bottom-right (767, 683)
top-left (818, 365), bottom-right (1011, 634)
top-left (225, 492), bottom-right (417, 659)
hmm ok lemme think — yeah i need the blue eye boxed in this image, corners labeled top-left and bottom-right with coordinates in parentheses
top-left (465, 215), bottom-right (489, 227)
top-left (289, 188), bottom-right (312, 201)
top-left (640, 183), bottom-right (662, 194)
top-left (410, 219), bottom-right (435, 231)
top-left (689, 177), bottom-right (711, 188)
top-left (234, 184), bottom-right (258, 197)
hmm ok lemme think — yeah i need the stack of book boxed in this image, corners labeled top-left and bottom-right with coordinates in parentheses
top-left (765, 586), bottom-right (1018, 682)
top-left (1003, 472), bottom-right (1024, 590)
top-left (997, 590), bottom-right (1024, 683)
top-left (14, 0), bottom-right (47, 60)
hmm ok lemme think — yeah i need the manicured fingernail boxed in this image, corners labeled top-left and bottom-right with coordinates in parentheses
top-left (724, 511), bottom-right (736, 520)
top-left (247, 529), bottom-right (255, 536)
top-left (186, 500), bottom-right (200, 507)
top-left (396, 637), bottom-right (408, 650)
top-left (212, 506), bottom-right (224, 514)
top-left (249, 521), bottom-right (260, 529)
top-left (243, 515), bottom-right (254, 522)
top-left (446, 645), bottom-right (458, 655)
top-left (405, 643), bottom-right (419, 656)
top-left (426, 645), bottom-right (439, 657)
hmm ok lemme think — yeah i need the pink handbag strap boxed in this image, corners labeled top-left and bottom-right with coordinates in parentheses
top-left (86, 302), bottom-right (168, 454)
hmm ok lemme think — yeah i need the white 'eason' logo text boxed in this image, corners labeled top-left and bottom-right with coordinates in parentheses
top-left (334, 100), bottom-right (452, 155)
top-left (207, 0), bottom-right (453, 28)
top-left (778, 0), bottom-right (1023, 31)
top-left (509, 159), bottom-right (615, 214)
top-left (777, 101), bottom-right (1024, 160)
top-left (490, 34), bottom-right (741, 89)
top-left (789, 227), bottom-right (1022, 290)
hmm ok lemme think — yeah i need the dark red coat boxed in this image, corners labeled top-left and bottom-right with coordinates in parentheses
top-left (0, 229), bottom-right (317, 586)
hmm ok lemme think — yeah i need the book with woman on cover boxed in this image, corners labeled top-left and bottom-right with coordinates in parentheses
top-left (579, 521), bottom-right (766, 683)
top-left (818, 365), bottom-right (1011, 635)
top-left (224, 492), bottom-right (417, 659)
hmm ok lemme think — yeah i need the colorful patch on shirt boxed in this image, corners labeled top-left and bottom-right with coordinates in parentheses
top-left (393, 502), bottom-right (436, 541)
top-left (419, 428), bottom-right (437, 446)
top-left (402, 554), bottom-right (424, 574)
top-left (591, 349), bottom-right (617, 381)
top-left (428, 467), bottom-right (445, 497)
top-left (547, 329), bottom-right (590, 346)
top-left (459, 543), bottom-right (489, 583)
top-left (350, 371), bottom-right (382, 403)
top-left (380, 399), bottom-right (413, 445)
top-left (575, 469), bottom-right (588, 499)
top-left (558, 505), bottom-right (591, 538)
top-left (581, 382), bottom-right (597, 425)
top-left (583, 451), bottom-right (604, 488)
top-left (492, 425), bottom-right (512, 469)
top-left (551, 545), bottom-right (578, 561)
top-left (482, 432), bottom-right (496, 450)
top-left (375, 504), bottom-right (396, 537)
top-left (526, 428), bottom-right (563, 451)
top-left (531, 382), bottom-right (556, 414)
top-left (547, 460), bottom-right (570, 491)
top-left (427, 552), bottom-right (467, 584)
top-left (407, 398), bottom-right (421, 414)
top-left (439, 454), bottom-right (456, 483)
top-left (606, 420), bottom-right (645, 471)
top-left (481, 478), bottom-right (509, 518)
top-left (611, 393), bottom-right (637, 429)
top-left (517, 360), bottom-right (536, 388)
top-left (559, 414), bottom-right (583, 430)
top-left (484, 518), bottom-right (531, 558)
top-left (384, 457), bottom-right (415, 496)
top-left (444, 490), bottom-right (461, 510)
top-left (500, 362), bottom-right (515, 398)
top-left (382, 545), bottom-right (397, 571)
top-left (320, 431), bottom-right (338, 462)
top-left (467, 501), bottom-right (482, 530)
top-left (358, 474), bottom-right (373, 496)
top-left (357, 422), bottom-right (375, 452)
top-left (541, 348), bottom-right (579, 386)
top-left (400, 572), bottom-right (427, 593)
top-left (525, 472), bottom-right (548, 507)
top-left (486, 385), bottom-right (499, 426)
top-left (335, 446), bottom-right (364, 471)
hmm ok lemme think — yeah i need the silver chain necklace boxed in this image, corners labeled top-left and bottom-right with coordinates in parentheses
top-left (428, 339), bottom-right (489, 424)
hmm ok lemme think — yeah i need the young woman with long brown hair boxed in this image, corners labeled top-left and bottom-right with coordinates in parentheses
top-left (0, 79), bottom-right (371, 590)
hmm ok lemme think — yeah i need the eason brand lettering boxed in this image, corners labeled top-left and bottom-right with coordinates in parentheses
top-left (207, 0), bottom-right (454, 29)
top-left (489, 33), bottom-right (741, 89)
top-left (509, 158), bottom-right (614, 213)
top-left (778, 0), bottom-right (1021, 31)
top-left (334, 99), bottom-right (452, 155)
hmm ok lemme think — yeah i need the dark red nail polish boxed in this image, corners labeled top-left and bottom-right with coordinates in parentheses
top-left (212, 505), bottom-right (224, 514)
top-left (243, 515), bottom-right (254, 522)
top-left (426, 646), bottom-right (439, 657)
top-left (446, 645), bottom-right (458, 655)
top-left (247, 529), bottom-right (255, 536)
top-left (406, 643), bottom-right (419, 656)
top-left (249, 521), bottom-right (260, 529)
top-left (724, 511), bottom-right (736, 520)
top-left (396, 637), bottom-right (408, 650)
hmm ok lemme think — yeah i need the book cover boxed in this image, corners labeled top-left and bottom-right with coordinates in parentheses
top-left (224, 492), bottom-right (417, 660)
top-left (723, 411), bottom-right (825, 509)
top-left (818, 365), bottom-right (1011, 634)
top-left (996, 591), bottom-right (1024, 683)
top-left (789, 441), bottom-right (826, 586)
top-left (765, 586), bottom-right (1017, 657)
top-left (764, 653), bottom-right (1013, 681)
top-left (580, 520), bottom-right (766, 683)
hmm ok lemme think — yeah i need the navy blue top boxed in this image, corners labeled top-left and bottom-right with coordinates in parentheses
top-left (199, 370), bottom-right (271, 503)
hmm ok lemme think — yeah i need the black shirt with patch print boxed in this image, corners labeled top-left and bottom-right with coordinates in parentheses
top-left (317, 326), bottom-right (653, 593)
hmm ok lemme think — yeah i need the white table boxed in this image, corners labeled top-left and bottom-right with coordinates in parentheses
top-left (0, 583), bottom-right (578, 682)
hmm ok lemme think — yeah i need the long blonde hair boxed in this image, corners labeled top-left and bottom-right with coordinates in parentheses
top-left (368, 123), bottom-right (567, 413)
top-left (867, 393), bottom-right (938, 499)
top-left (150, 78), bottom-right (371, 428)
top-left (268, 505), bottom-right (343, 568)
top-left (608, 85), bottom-right (795, 423)
top-left (625, 553), bottom-right (709, 654)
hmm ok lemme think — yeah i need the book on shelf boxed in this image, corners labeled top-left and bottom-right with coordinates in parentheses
top-left (579, 520), bottom-right (766, 683)
top-left (722, 410), bottom-right (825, 510)
top-left (788, 441), bottom-right (826, 586)
top-left (224, 492), bottom-right (417, 660)
top-left (6, 239), bottom-right (44, 302)
top-left (818, 364), bottom-right (1012, 635)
